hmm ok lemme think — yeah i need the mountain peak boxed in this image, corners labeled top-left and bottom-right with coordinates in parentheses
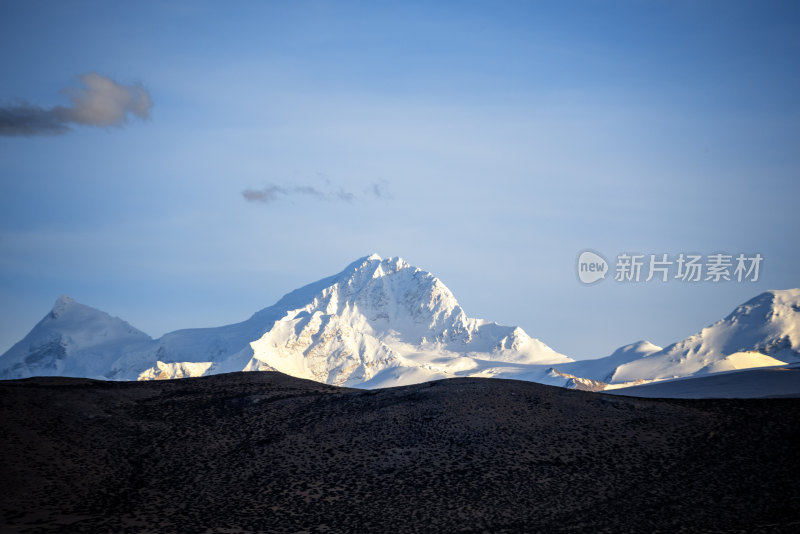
top-left (608, 288), bottom-right (800, 384)
top-left (55, 294), bottom-right (75, 305)
top-left (725, 288), bottom-right (800, 327)
top-left (620, 340), bottom-right (661, 354)
top-left (351, 254), bottom-right (410, 272)
top-left (334, 255), bottom-right (417, 289)
top-left (51, 295), bottom-right (78, 319)
top-left (1, 295), bottom-right (152, 380)
top-left (242, 254), bottom-right (570, 385)
top-left (48, 295), bottom-right (113, 323)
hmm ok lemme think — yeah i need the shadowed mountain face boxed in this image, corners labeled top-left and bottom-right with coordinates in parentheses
top-left (2, 373), bottom-right (799, 533)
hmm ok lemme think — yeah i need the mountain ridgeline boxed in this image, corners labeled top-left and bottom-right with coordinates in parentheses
top-left (1, 255), bottom-right (799, 395)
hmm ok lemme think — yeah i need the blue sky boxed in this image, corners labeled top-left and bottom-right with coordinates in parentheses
top-left (1, 0), bottom-right (799, 358)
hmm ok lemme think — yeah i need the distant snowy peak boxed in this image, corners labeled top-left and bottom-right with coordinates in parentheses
top-left (45, 295), bottom-right (150, 341)
top-left (723, 289), bottom-right (800, 358)
top-left (551, 340), bottom-right (662, 383)
top-left (597, 341), bottom-right (663, 369)
top-left (0, 295), bottom-right (152, 379)
top-left (610, 290), bottom-right (800, 384)
top-left (35, 295), bottom-right (152, 350)
top-left (50, 294), bottom-right (77, 318)
top-left (550, 290), bottom-right (800, 388)
top-left (614, 340), bottom-right (662, 357)
top-left (672, 289), bottom-right (800, 361)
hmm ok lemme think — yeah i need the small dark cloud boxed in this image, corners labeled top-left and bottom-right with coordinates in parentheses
top-left (243, 180), bottom-right (384, 206)
top-left (292, 185), bottom-right (327, 201)
top-left (368, 180), bottom-right (391, 199)
top-left (243, 184), bottom-right (343, 204)
top-left (0, 73), bottom-right (152, 137)
top-left (336, 189), bottom-right (356, 203)
top-left (0, 105), bottom-right (70, 136)
top-left (242, 185), bottom-right (286, 203)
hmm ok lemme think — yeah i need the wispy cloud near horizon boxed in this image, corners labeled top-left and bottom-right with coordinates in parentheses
top-left (243, 180), bottom-right (388, 205)
top-left (0, 73), bottom-right (152, 136)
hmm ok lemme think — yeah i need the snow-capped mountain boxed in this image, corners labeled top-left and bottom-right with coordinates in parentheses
top-left (0, 254), bottom-right (571, 385)
top-left (553, 340), bottom-right (663, 383)
top-left (241, 254), bottom-right (571, 386)
top-left (531, 290), bottom-right (800, 392)
top-left (1, 256), bottom-right (798, 395)
top-left (606, 289), bottom-right (800, 384)
top-left (0, 295), bottom-right (153, 380)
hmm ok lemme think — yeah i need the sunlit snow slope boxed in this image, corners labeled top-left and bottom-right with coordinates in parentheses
top-left (606, 290), bottom-right (800, 384)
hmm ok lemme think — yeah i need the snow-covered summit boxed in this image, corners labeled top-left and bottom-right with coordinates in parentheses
top-left (540, 290), bottom-right (800, 391)
top-left (0, 295), bottom-right (152, 380)
top-left (609, 289), bottom-right (800, 384)
top-left (51, 294), bottom-right (77, 318)
top-left (277, 254), bottom-right (487, 346)
top-left (243, 254), bottom-right (571, 385)
top-left (551, 340), bottom-right (663, 383)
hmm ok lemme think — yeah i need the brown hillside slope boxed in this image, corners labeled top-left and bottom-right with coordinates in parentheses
top-left (1, 372), bottom-right (799, 533)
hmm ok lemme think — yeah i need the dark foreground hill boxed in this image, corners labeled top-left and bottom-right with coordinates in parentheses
top-left (1, 373), bottom-right (799, 533)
